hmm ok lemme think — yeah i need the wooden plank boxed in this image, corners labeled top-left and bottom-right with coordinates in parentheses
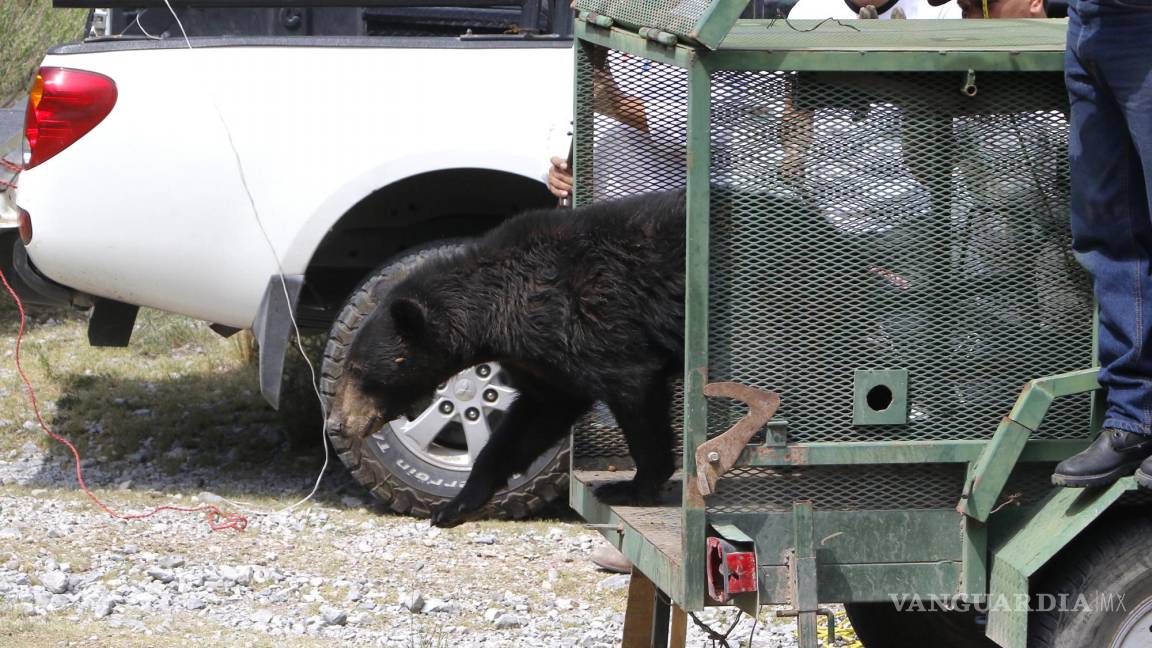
top-left (622, 569), bottom-right (658, 648)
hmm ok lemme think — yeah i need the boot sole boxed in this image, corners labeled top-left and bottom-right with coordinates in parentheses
top-left (1051, 460), bottom-right (1144, 488)
top-left (1135, 468), bottom-right (1152, 490)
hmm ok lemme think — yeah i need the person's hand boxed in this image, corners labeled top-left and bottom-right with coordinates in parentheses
top-left (547, 156), bottom-right (573, 199)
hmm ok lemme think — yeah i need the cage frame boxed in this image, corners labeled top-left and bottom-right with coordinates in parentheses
top-left (567, 17), bottom-right (1133, 648)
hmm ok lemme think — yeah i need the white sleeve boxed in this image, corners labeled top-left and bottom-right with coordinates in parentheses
top-left (934, 0), bottom-right (962, 17)
top-left (787, 0), bottom-right (854, 19)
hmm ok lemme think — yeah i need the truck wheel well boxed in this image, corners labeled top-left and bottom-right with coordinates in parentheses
top-left (298, 168), bottom-right (553, 332)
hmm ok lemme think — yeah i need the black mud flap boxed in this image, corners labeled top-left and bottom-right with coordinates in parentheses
top-left (252, 274), bottom-right (303, 410)
top-left (88, 298), bottom-right (139, 347)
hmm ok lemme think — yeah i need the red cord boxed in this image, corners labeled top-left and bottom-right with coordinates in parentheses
top-left (0, 265), bottom-right (246, 532)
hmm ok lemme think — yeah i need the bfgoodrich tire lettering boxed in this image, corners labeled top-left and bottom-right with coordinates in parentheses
top-left (321, 242), bottom-right (568, 519)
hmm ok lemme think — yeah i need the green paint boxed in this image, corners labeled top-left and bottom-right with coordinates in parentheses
top-left (680, 53), bottom-right (712, 613)
top-left (568, 14), bottom-right (1109, 648)
top-left (728, 510), bottom-right (964, 566)
top-left (986, 479), bottom-right (1135, 648)
top-left (961, 419), bottom-right (1033, 522)
top-left (572, 41), bottom-right (596, 206)
top-left (792, 503), bottom-right (819, 648)
top-left (963, 369), bottom-right (1101, 522)
top-left (573, 21), bottom-right (694, 69)
top-left (961, 516), bottom-right (988, 600)
top-left (570, 476), bottom-right (685, 601)
top-left (852, 369), bottom-right (909, 426)
top-left (739, 439), bottom-right (1091, 466)
top-left (759, 562), bottom-right (965, 605)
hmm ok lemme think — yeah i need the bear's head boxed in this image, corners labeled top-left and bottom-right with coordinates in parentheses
top-left (331, 288), bottom-right (469, 439)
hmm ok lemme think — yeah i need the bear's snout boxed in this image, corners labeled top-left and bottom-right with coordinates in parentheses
top-left (329, 375), bottom-right (387, 439)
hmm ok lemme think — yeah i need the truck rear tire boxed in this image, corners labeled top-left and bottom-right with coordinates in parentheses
top-left (320, 242), bottom-right (568, 519)
top-left (1028, 512), bottom-right (1152, 648)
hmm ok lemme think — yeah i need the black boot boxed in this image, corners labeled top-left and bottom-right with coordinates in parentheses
top-left (1052, 429), bottom-right (1152, 488)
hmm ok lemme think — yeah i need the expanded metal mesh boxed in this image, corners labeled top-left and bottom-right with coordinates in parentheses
top-left (708, 70), bottom-right (1092, 445)
top-left (571, 46), bottom-right (1093, 517)
top-left (708, 462), bottom-right (1063, 513)
top-left (573, 44), bottom-right (687, 205)
top-left (709, 464), bottom-right (968, 512)
top-left (573, 44), bottom-right (688, 466)
top-left (574, 381), bottom-right (685, 460)
top-left (1001, 462), bottom-right (1060, 509)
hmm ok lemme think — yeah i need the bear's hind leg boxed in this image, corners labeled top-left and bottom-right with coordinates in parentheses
top-left (594, 374), bottom-right (676, 506)
top-left (430, 390), bottom-right (590, 528)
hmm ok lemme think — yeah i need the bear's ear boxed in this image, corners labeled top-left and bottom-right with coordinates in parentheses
top-left (390, 297), bottom-right (428, 341)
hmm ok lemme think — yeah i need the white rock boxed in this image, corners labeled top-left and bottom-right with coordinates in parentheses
top-left (483, 608), bottom-right (502, 622)
top-left (399, 592), bottom-right (424, 613)
top-left (146, 568), bottom-right (175, 584)
top-left (423, 598), bottom-right (454, 614)
top-left (597, 575), bottom-right (630, 591)
top-left (93, 598), bottom-right (115, 618)
top-left (555, 598), bottom-right (573, 611)
top-left (219, 565), bottom-right (252, 586)
top-left (39, 571), bottom-right (69, 594)
top-left (183, 596), bottom-right (206, 610)
top-left (494, 613), bottom-right (525, 629)
top-left (0, 527), bottom-right (21, 539)
top-left (251, 609), bottom-right (274, 625)
top-left (321, 606), bottom-right (347, 626)
top-left (473, 534), bottom-right (496, 545)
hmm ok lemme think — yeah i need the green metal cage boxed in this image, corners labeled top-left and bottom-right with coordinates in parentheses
top-left (566, 16), bottom-right (1140, 648)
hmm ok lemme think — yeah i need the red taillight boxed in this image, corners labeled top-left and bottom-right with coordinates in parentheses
top-left (24, 68), bottom-right (117, 170)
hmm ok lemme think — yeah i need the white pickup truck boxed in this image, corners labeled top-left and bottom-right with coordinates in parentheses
top-left (2, 3), bottom-right (575, 519)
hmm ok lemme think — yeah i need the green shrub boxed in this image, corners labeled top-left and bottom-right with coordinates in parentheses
top-left (0, 1), bottom-right (88, 108)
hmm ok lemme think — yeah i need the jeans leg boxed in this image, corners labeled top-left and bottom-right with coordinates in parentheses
top-left (1067, 0), bottom-right (1152, 435)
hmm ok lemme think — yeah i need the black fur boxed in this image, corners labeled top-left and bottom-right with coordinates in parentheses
top-left (343, 189), bottom-right (686, 527)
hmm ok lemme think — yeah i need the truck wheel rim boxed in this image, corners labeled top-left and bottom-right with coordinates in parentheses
top-left (380, 362), bottom-right (517, 472)
top-left (1112, 594), bottom-right (1152, 648)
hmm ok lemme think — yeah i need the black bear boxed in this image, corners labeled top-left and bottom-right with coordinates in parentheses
top-left (331, 189), bottom-right (686, 528)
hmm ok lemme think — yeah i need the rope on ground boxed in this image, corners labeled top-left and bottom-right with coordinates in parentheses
top-left (0, 264), bottom-right (247, 532)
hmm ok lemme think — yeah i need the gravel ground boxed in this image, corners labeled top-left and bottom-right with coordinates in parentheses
top-left (0, 308), bottom-right (861, 647)
top-left (0, 432), bottom-right (852, 647)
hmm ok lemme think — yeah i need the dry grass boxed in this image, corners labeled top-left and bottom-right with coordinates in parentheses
top-left (0, 0), bottom-right (89, 108)
top-left (0, 304), bottom-right (285, 462)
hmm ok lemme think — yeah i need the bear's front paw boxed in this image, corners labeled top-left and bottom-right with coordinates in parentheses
top-left (593, 480), bottom-right (660, 506)
top-left (430, 497), bottom-right (488, 528)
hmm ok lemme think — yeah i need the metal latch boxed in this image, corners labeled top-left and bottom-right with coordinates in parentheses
top-left (695, 382), bottom-right (781, 497)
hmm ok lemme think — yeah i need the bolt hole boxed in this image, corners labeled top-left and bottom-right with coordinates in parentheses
top-left (866, 385), bottom-right (893, 412)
